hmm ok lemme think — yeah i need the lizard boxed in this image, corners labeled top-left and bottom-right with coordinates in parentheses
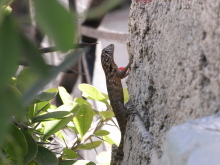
top-left (101, 44), bottom-right (132, 165)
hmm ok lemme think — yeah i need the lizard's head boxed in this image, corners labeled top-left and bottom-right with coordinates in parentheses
top-left (101, 44), bottom-right (114, 64)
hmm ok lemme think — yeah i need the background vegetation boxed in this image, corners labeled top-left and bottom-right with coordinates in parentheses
top-left (0, 0), bottom-right (126, 164)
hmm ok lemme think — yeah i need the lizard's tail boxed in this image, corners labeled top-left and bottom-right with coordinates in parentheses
top-left (110, 105), bottom-right (127, 165)
top-left (110, 130), bottom-right (125, 165)
top-left (110, 143), bottom-right (124, 165)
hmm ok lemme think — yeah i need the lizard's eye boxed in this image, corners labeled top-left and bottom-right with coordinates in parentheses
top-left (104, 50), bottom-right (110, 54)
top-left (103, 49), bottom-right (112, 55)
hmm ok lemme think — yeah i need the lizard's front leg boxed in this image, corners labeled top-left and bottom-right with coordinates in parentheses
top-left (116, 59), bottom-right (133, 79)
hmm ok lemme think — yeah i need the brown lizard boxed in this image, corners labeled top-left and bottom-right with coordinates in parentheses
top-left (101, 44), bottom-right (132, 165)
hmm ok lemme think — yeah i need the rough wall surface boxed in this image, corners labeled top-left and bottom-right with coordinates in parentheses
top-left (124, 0), bottom-right (220, 164)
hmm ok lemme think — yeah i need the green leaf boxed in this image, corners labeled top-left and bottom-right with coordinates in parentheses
top-left (36, 88), bottom-right (58, 102)
top-left (16, 68), bottom-right (39, 94)
top-left (0, 15), bottom-right (19, 89)
top-left (33, 0), bottom-right (76, 52)
top-left (43, 115), bottom-right (74, 140)
top-left (2, 124), bottom-right (28, 161)
top-left (67, 125), bottom-right (79, 134)
top-left (32, 111), bottom-right (72, 123)
top-left (29, 102), bottom-right (51, 121)
top-left (78, 84), bottom-right (109, 106)
top-left (58, 160), bottom-right (95, 165)
top-left (74, 97), bottom-right (91, 106)
top-left (58, 86), bottom-right (72, 104)
top-left (29, 161), bottom-right (37, 165)
top-left (0, 0), bottom-right (8, 25)
top-left (123, 88), bottom-right (129, 103)
top-left (0, 85), bottom-right (24, 144)
top-left (0, 84), bottom-right (24, 119)
top-left (55, 130), bottom-right (64, 140)
top-left (56, 102), bottom-right (80, 113)
top-left (34, 101), bottom-right (51, 111)
top-left (2, 5), bottom-right (12, 15)
top-left (73, 104), bottom-right (93, 139)
top-left (101, 92), bottom-right (109, 100)
top-left (20, 34), bottom-right (49, 76)
top-left (77, 141), bottom-right (102, 150)
top-left (21, 130), bottom-right (38, 165)
top-left (34, 145), bottom-right (58, 165)
top-left (0, 105), bottom-right (10, 145)
top-left (62, 148), bottom-right (78, 159)
top-left (99, 111), bottom-right (114, 120)
top-left (94, 130), bottom-right (110, 136)
top-left (8, 77), bottom-right (16, 87)
top-left (103, 135), bottom-right (117, 146)
top-left (43, 104), bottom-right (79, 140)
top-left (22, 48), bottom-right (85, 105)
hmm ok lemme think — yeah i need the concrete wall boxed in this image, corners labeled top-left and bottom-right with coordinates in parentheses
top-left (124, 0), bottom-right (220, 164)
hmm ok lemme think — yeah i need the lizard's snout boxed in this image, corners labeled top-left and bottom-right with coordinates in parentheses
top-left (107, 44), bottom-right (114, 50)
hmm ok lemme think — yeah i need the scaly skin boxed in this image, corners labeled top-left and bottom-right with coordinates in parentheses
top-left (101, 44), bottom-right (132, 165)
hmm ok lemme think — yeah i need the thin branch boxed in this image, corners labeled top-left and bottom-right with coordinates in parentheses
top-left (37, 142), bottom-right (59, 145)
top-left (89, 138), bottom-right (98, 155)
